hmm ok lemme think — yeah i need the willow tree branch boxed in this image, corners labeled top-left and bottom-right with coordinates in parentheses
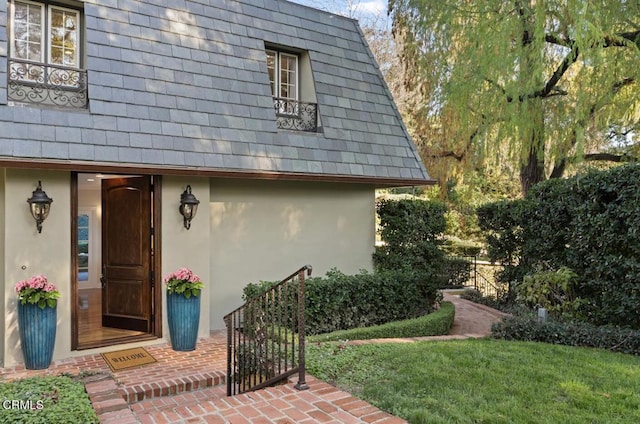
top-left (584, 153), bottom-right (636, 162)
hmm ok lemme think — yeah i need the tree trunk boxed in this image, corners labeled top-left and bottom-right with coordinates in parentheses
top-left (520, 144), bottom-right (546, 195)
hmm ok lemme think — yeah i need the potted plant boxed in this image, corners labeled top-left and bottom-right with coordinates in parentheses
top-left (164, 267), bottom-right (204, 351)
top-left (15, 275), bottom-right (60, 369)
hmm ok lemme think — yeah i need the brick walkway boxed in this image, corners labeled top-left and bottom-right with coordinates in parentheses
top-left (0, 294), bottom-right (506, 423)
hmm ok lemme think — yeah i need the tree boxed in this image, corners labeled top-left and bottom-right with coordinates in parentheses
top-left (389, 0), bottom-right (640, 194)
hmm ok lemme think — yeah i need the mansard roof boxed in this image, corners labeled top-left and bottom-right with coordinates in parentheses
top-left (0, 0), bottom-right (432, 186)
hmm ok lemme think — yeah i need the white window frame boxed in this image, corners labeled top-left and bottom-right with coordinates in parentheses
top-left (267, 49), bottom-right (299, 116)
top-left (78, 207), bottom-right (101, 289)
top-left (47, 3), bottom-right (80, 68)
top-left (9, 0), bottom-right (81, 85)
top-left (266, 49), bottom-right (299, 100)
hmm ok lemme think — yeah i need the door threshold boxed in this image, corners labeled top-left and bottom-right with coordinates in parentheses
top-left (76, 333), bottom-right (160, 350)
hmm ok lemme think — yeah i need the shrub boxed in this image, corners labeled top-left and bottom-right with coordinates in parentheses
top-left (441, 239), bottom-right (483, 257)
top-left (479, 164), bottom-right (640, 328)
top-left (492, 315), bottom-right (640, 355)
top-left (308, 301), bottom-right (455, 341)
top-left (373, 198), bottom-right (447, 277)
top-left (460, 288), bottom-right (529, 316)
top-left (244, 269), bottom-right (443, 335)
top-left (518, 267), bottom-right (585, 320)
top-left (440, 256), bottom-right (472, 288)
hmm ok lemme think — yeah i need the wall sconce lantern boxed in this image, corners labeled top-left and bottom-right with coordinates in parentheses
top-left (27, 181), bottom-right (53, 233)
top-left (179, 185), bottom-right (199, 230)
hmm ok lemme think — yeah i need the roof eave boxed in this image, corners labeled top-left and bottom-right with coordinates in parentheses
top-left (0, 157), bottom-right (436, 188)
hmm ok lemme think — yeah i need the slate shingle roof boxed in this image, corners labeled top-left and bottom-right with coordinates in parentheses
top-left (0, 0), bottom-right (432, 185)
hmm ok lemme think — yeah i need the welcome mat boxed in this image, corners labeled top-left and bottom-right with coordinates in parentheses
top-left (101, 347), bottom-right (157, 372)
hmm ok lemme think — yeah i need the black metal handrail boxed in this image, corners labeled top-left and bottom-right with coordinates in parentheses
top-left (475, 268), bottom-right (503, 299)
top-left (8, 58), bottom-right (88, 108)
top-left (449, 255), bottom-right (507, 299)
top-left (224, 264), bottom-right (312, 396)
top-left (273, 98), bottom-right (318, 132)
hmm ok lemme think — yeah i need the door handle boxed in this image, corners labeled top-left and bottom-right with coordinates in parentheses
top-left (101, 265), bottom-right (106, 288)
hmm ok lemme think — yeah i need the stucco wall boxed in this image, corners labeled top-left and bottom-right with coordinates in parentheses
top-left (161, 177), bottom-right (211, 340)
top-left (0, 171), bottom-right (5, 365)
top-left (2, 169), bottom-right (70, 367)
top-left (209, 179), bottom-right (375, 330)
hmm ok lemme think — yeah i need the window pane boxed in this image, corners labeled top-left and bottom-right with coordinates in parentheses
top-left (12, 2), bottom-right (43, 61)
top-left (78, 214), bottom-right (89, 279)
top-left (50, 7), bottom-right (78, 67)
top-left (279, 54), bottom-right (297, 100)
top-left (266, 51), bottom-right (276, 96)
top-left (78, 214), bottom-right (89, 226)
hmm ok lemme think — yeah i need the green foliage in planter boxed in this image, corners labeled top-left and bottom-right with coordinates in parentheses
top-left (308, 301), bottom-right (455, 342)
top-left (492, 315), bottom-right (640, 355)
top-left (243, 269), bottom-right (442, 336)
top-left (478, 164), bottom-right (640, 328)
top-left (0, 375), bottom-right (98, 423)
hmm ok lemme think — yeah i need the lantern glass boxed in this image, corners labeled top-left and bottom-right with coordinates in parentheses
top-left (26, 181), bottom-right (53, 233)
top-left (179, 185), bottom-right (200, 229)
top-left (31, 203), bottom-right (50, 221)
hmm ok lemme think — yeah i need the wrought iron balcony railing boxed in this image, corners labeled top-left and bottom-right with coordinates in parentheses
top-left (8, 58), bottom-right (88, 109)
top-left (273, 98), bottom-right (318, 132)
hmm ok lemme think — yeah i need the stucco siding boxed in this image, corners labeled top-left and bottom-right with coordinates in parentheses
top-left (161, 177), bottom-right (211, 341)
top-left (2, 169), bottom-right (70, 367)
top-left (209, 178), bottom-right (375, 329)
top-left (0, 171), bottom-right (5, 365)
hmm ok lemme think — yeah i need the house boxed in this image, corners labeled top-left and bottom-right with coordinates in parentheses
top-left (0, 0), bottom-right (432, 367)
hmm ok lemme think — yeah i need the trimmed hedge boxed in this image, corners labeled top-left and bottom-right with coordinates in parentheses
top-left (373, 198), bottom-right (447, 277)
top-left (478, 164), bottom-right (640, 328)
top-left (308, 301), bottom-right (455, 342)
top-left (492, 315), bottom-right (640, 355)
top-left (244, 269), bottom-right (442, 335)
top-left (374, 198), bottom-right (472, 288)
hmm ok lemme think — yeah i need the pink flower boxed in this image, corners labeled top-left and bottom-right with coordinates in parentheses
top-left (14, 274), bottom-right (60, 309)
top-left (162, 267), bottom-right (203, 297)
top-left (14, 280), bottom-right (26, 293)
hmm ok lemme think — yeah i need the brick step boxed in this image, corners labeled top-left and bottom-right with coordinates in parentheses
top-left (119, 369), bottom-right (226, 404)
top-left (131, 384), bottom-right (228, 419)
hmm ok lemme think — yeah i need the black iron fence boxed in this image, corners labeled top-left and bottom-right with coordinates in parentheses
top-left (455, 255), bottom-right (506, 299)
top-left (273, 98), bottom-right (318, 132)
top-left (8, 58), bottom-right (88, 108)
top-left (224, 265), bottom-right (312, 396)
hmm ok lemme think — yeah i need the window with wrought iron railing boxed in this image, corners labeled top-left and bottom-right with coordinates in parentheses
top-left (266, 49), bottom-right (317, 132)
top-left (8, 0), bottom-right (87, 108)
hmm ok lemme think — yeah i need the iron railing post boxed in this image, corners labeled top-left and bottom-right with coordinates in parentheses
top-left (224, 315), bottom-right (232, 396)
top-left (294, 265), bottom-right (312, 390)
top-left (473, 255), bottom-right (478, 290)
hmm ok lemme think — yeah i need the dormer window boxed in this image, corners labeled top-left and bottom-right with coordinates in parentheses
top-left (8, 0), bottom-right (87, 108)
top-left (266, 50), bottom-right (298, 104)
top-left (265, 48), bottom-right (318, 132)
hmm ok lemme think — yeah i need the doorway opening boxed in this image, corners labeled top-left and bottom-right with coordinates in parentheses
top-left (72, 173), bottom-right (162, 350)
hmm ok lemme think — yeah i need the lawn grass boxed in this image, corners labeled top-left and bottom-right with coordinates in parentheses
top-left (306, 339), bottom-right (640, 423)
